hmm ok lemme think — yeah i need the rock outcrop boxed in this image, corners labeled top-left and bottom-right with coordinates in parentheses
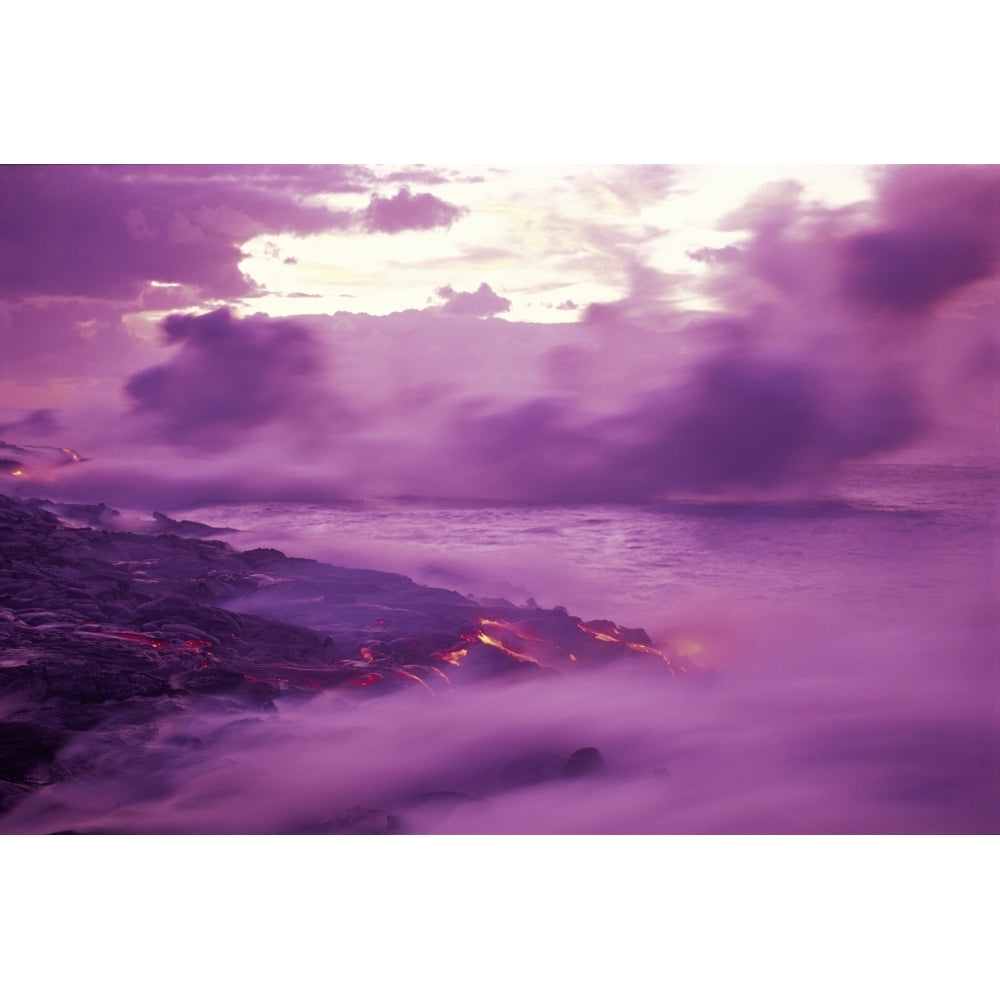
top-left (0, 492), bottom-right (681, 827)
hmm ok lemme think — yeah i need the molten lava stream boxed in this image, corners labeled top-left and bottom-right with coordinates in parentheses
top-left (391, 667), bottom-right (436, 694)
top-left (576, 620), bottom-right (678, 670)
top-left (433, 646), bottom-right (468, 668)
top-left (473, 630), bottom-right (541, 665)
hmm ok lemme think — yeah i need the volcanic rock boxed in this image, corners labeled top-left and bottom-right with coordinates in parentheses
top-left (562, 746), bottom-right (606, 779)
top-left (0, 491), bottom-right (670, 831)
top-left (151, 511), bottom-right (237, 538)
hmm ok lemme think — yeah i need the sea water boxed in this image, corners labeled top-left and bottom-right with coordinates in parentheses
top-left (184, 462), bottom-right (998, 628)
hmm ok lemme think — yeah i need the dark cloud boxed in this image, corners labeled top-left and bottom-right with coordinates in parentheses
top-left (0, 166), bottom-right (473, 393)
top-left (686, 167), bottom-right (1000, 334)
top-left (842, 165), bottom-right (1000, 311)
top-left (0, 408), bottom-right (62, 439)
top-left (443, 348), bottom-right (922, 502)
top-left (380, 167), bottom-right (486, 186)
top-left (0, 165), bottom-right (368, 304)
top-left (582, 301), bottom-right (627, 325)
top-left (686, 245), bottom-right (742, 266)
top-left (634, 356), bottom-right (920, 493)
top-left (436, 282), bottom-right (511, 316)
top-left (381, 167), bottom-right (451, 185)
top-left (125, 309), bottom-right (340, 449)
top-left (362, 187), bottom-right (466, 234)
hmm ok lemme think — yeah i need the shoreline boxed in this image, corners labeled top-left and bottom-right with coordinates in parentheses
top-left (0, 491), bottom-right (683, 833)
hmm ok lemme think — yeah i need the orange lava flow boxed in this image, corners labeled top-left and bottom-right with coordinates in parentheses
top-left (392, 667), bottom-right (436, 694)
top-left (433, 647), bottom-right (468, 667)
top-left (477, 617), bottom-right (547, 643)
top-left (349, 672), bottom-right (383, 688)
top-left (424, 664), bottom-right (453, 686)
top-left (576, 621), bottom-right (677, 669)
top-left (474, 630), bottom-right (540, 665)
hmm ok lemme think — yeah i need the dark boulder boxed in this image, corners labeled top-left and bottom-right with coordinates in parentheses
top-left (562, 746), bottom-right (605, 779)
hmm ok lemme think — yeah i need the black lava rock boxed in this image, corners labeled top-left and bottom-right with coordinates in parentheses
top-left (562, 746), bottom-right (606, 779)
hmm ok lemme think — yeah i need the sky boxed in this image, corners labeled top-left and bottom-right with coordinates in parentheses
top-left (1, 163), bottom-right (998, 508)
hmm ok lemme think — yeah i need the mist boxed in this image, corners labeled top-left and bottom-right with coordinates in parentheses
top-left (2, 581), bottom-right (992, 835)
top-left (3, 468), bottom-right (994, 836)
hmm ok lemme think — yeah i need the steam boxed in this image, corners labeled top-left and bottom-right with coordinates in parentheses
top-left (2, 591), bottom-right (993, 835)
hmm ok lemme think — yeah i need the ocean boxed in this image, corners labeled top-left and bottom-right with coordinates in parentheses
top-left (185, 462), bottom-right (997, 627)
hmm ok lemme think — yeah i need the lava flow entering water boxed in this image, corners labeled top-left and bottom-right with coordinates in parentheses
top-left (430, 615), bottom-right (685, 676)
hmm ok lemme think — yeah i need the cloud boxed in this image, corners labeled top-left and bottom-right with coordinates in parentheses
top-left (19, 166), bottom-right (1000, 509)
top-left (841, 165), bottom-right (1000, 311)
top-left (434, 346), bottom-right (922, 502)
top-left (362, 186), bottom-right (466, 234)
top-left (0, 408), bottom-right (62, 439)
top-left (0, 164), bottom-right (369, 305)
top-left (686, 246), bottom-right (742, 266)
top-left (380, 167), bottom-right (452, 185)
top-left (125, 309), bottom-right (342, 449)
top-left (436, 282), bottom-right (511, 316)
top-left (0, 298), bottom-right (151, 383)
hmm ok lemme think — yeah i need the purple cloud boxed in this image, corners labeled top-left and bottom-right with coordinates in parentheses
top-left (436, 282), bottom-right (511, 316)
top-left (0, 165), bottom-right (368, 304)
top-left (0, 408), bottom-right (62, 439)
top-left (362, 187), bottom-right (466, 234)
top-left (381, 167), bottom-right (452, 185)
top-left (686, 245), bottom-right (742, 266)
top-left (438, 347), bottom-right (922, 502)
top-left (125, 309), bottom-right (341, 449)
top-left (11, 165), bottom-right (998, 510)
top-left (0, 298), bottom-right (145, 381)
top-left (842, 165), bottom-right (1000, 311)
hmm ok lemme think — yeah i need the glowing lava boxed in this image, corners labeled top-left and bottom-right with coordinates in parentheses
top-left (349, 672), bottom-right (383, 688)
top-left (576, 621), bottom-right (681, 672)
top-left (392, 667), bottom-right (436, 694)
top-left (428, 614), bottom-right (687, 679)
top-left (477, 618), bottom-right (549, 643)
top-left (471, 629), bottom-right (541, 665)
top-left (433, 646), bottom-right (468, 667)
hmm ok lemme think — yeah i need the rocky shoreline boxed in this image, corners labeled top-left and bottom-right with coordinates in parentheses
top-left (0, 492), bottom-right (684, 832)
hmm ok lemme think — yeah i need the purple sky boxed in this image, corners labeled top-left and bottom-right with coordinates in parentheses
top-left (1, 164), bottom-right (997, 507)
